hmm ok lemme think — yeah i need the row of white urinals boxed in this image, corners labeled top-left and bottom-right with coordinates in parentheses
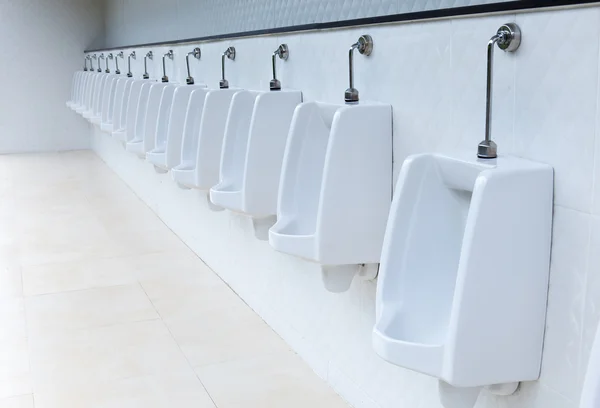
top-left (67, 54), bottom-right (599, 408)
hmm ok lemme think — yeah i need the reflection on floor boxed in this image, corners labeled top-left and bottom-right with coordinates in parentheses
top-left (0, 151), bottom-right (350, 408)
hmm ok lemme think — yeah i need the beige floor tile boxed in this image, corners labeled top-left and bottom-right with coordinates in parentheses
top-left (0, 338), bottom-right (31, 399)
top-left (141, 273), bottom-right (242, 320)
top-left (25, 284), bottom-right (158, 334)
top-left (34, 369), bottom-right (215, 408)
top-left (0, 395), bottom-right (34, 408)
top-left (125, 250), bottom-right (216, 281)
top-left (22, 257), bottom-right (139, 296)
top-left (196, 352), bottom-right (350, 408)
top-left (166, 302), bottom-right (290, 367)
top-left (29, 320), bottom-right (191, 387)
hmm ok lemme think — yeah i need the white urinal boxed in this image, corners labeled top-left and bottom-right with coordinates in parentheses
top-left (66, 71), bottom-right (81, 109)
top-left (76, 72), bottom-right (104, 118)
top-left (171, 88), bottom-right (239, 195)
top-left (96, 75), bottom-right (119, 128)
top-left (84, 74), bottom-right (108, 120)
top-left (109, 78), bottom-right (135, 137)
top-left (126, 83), bottom-right (173, 158)
top-left (210, 89), bottom-right (302, 239)
top-left (72, 72), bottom-right (89, 111)
top-left (372, 151), bottom-right (553, 390)
top-left (89, 74), bottom-right (112, 123)
top-left (269, 101), bottom-right (392, 293)
top-left (146, 84), bottom-right (206, 172)
top-left (166, 88), bottom-right (209, 173)
top-left (581, 322), bottom-right (600, 408)
top-left (77, 73), bottom-right (97, 113)
top-left (114, 80), bottom-right (150, 142)
top-left (101, 77), bottom-right (128, 133)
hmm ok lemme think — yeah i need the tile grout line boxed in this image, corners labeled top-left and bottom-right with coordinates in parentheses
top-left (135, 280), bottom-right (221, 408)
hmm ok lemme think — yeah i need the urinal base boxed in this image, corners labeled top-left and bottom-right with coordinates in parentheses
top-left (206, 194), bottom-right (224, 212)
top-left (153, 165), bottom-right (168, 174)
top-left (321, 263), bottom-right (378, 293)
top-left (252, 216), bottom-right (277, 241)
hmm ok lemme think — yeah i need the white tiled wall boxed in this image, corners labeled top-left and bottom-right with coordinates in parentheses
top-left (102, 0), bottom-right (514, 48)
top-left (0, 0), bottom-right (104, 153)
top-left (90, 4), bottom-right (600, 408)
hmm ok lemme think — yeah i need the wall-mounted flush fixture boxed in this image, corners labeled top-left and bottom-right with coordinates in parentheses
top-left (90, 54), bottom-right (96, 72)
top-left (270, 44), bottom-right (289, 91)
top-left (105, 53), bottom-right (113, 73)
top-left (97, 53), bottom-right (104, 72)
top-left (220, 46), bottom-right (236, 89)
top-left (127, 51), bottom-right (136, 78)
top-left (345, 35), bottom-right (373, 103)
top-left (373, 24), bottom-right (554, 408)
top-left (186, 47), bottom-right (201, 85)
top-left (269, 34), bottom-right (392, 292)
top-left (478, 23), bottom-right (521, 159)
top-left (162, 50), bottom-right (174, 83)
top-left (115, 51), bottom-right (124, 75)
top-left (143, 51), bottom-right (153, 79)
top-left (84, 56), bottom-right (89, 72)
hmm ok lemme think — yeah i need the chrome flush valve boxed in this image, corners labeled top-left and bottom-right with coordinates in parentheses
top-left (105, 53), bottom-right (113, 73)
top-left (97, 53), bottom-right (104, 72)
top-left (220, 47), bottom-right (236, 89)
top-left (143, 51), bottom-right (153, 79)
top-left (115, 51), bottom-right (124, 74)
top-left (270, 44), bottom-right (289, 91)
top-left (345, 35), bottom-right (373, 103)
top-left (186, 47), bottom-right (201, 85)
top-left (162, 50), bottom-right (174, 83)
top-left (477, 23), bottom-right (521, 159)
top-left (127, 51), bottom-right (136, 78)
top-left (84, 55), bottom-right (90, 71)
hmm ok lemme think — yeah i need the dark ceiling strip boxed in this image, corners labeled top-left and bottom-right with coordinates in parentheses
top-left (85, 0), bottom-right (600, 52)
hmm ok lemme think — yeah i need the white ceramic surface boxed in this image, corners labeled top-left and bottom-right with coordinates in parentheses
top-left (373, 151), bottom-right (554, 389)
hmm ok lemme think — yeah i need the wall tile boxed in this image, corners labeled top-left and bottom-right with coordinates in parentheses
top-left (539, 206), bottom-right (590, 400)
top-left (514, 8), bottom-right (600, 213)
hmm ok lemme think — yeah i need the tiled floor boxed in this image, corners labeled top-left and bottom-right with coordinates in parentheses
top-left (0, 151), bottom-right (350, 408)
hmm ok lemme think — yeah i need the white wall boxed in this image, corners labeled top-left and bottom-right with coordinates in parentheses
top-left (90, 4), bottom-right (600, 408)
top-left (102, 0), bottom-right (513, 48)
top-left (0, 0), bottom-right (104, 153)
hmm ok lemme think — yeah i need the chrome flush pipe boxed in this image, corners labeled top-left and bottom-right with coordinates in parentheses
top-left (345, 35), bottom-right (373, 103)
top-left (115, 51), bottom-right (124, 74)
top-left (162, 50), bottom-right (174, 83)
top-left (127, 51), bottom-right (136, 78)
top-left (477, 23), bottom-right (521, 159)
top-left (97, 53), bottom-right (104, 72)
top-left (186, 47), bottom-right (201, 85)
top-left (270, 44), bottom-right (289, 91)
top-left (90, 54), bottom-right (97, 71)
top-left (84, 55), bottom-right (90, 71)
top-left (105, 53), bottom-right (113, 73)
top-left (143, 51), bottom-right (153, 79)
top-left (220, 47), bottom-right (236, 89)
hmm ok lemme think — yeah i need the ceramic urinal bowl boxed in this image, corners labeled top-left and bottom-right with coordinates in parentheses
top-left (110, 78), bottom-right (135, 138)
top-left (126, 83), bottom-right (174, 158)
top-left (269, 101), bottom-right (392, 293)
top-left (71, 71), bottom-right (91, 111)
top-left (210, 89), bottom-right (302, 239)
top-left (92, 74), bottom-right (119, 126)
top-left (83, 73), bottom-right (109, 121)
top-left (166, 88), bottom-right (209, 174)
top-left (78, 73), bottom-right (102, 115)
top-left (372, 151), bottom-right (554, 390)
top-left (66, 71), bottom-right (81, 109)
top-left (146, 84), bottom-right (207, 172)
top-left (171, 88), bottom-right (240, 196)
top-left (114, 80), bottom-right (151, 142)
top-left (101, 78), bottom-right (131, 133)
